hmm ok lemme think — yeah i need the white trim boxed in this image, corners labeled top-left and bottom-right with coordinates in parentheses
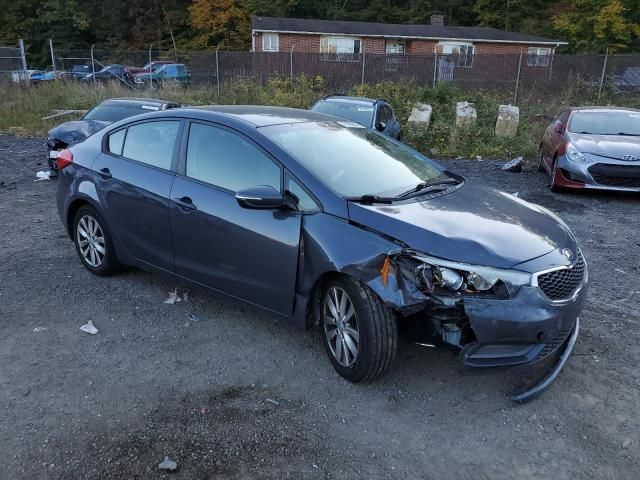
top-left (252, 29), bottom-right (568, 46)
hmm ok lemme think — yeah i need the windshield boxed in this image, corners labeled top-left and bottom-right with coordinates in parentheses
top-left (568, 111), bottom-right (640, 136)
top-left (142, 62), bottom-right (166, 72)
top-left (83, 102), bottom-right (160, 122)
top-left (311, 101), bottom-right (374, 126)
top-left (261, 122), bottom-right (445, 198)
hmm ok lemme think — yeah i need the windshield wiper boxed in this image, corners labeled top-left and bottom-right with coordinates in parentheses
top-left (345, 194), bottom-right (395, 204)
top-left (394, 177), bottom-right (460, 199)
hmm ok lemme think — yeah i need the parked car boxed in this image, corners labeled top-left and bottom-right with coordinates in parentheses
top-left (538, 107), bottom-right (640, 192)
top-left (55, 106), bottom-right (586, 402)
top-left (80, 64), bottom-right (135, 87)
top-left (133, 63), bottom-right (191, 89)
top-left (68, 64), bottom-right (92, 80)
top-left (128, 60), bottom-right (175, 75)
top-left (30, 70), bottom-right (58, 83)
top-left (611, 67), bottom-right (640, 92)
top-left (46, 97), bottom-right (180, 173)
top-left (310, 95), bottom-right (402, 140)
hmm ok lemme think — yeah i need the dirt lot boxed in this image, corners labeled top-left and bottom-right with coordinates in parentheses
top-left (1, 133), bottom-right (639, 479)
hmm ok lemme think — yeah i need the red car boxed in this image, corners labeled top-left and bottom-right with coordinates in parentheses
top-left (538, 107), bottom-right (640, 192)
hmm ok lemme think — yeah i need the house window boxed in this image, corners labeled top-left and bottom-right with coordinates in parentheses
top-left (385, 40), bottom-right (405, 54)
top-left (262, 33), bottom-right (279, 52)
top-left (320, 36), bottom-right (361, 62)
top-left (439, 42), bottom-right (474, 67)
top-left (527, 47), bottom-right (551, 67)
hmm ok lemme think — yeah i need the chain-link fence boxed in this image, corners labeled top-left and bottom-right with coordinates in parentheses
top-left (9, 40), bottom-right (640, 102)
top-left (0, 40), bottom-right (26, 83)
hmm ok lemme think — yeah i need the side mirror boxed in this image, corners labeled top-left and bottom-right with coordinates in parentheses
top-left (376, 121), bottom-right (386, 132)
top-left (235, 185), bottom-right (288, 210)
top-left (554, 120), bottom-right (565, 134)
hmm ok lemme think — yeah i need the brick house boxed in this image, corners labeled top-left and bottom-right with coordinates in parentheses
top-left (249, 15), bottom-right (567, 87)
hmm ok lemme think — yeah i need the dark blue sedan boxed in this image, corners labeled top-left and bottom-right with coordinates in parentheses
top-left (55, 106), bottom-right (586, 402)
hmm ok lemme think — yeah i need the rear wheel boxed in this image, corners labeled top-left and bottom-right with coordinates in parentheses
top-left (320, 276), bottom-right (397, 383)
top-left (73, 206), bottom-right (121, 276)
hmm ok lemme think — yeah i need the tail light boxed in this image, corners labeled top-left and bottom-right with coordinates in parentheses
top-left (56, 149), bottom-right (73, 170)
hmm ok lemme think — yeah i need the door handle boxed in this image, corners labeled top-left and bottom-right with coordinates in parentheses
top-left (174, 196), bottom-right (197, 211)
top-left (98, 167), bottom-right (112, 179)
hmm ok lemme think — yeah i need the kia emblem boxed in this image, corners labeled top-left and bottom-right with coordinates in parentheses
top-left (562, 248), bottom-right (574, 260)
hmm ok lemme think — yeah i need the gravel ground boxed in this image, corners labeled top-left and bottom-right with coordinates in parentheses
top-left (1, 133), bottom-right (639, 479)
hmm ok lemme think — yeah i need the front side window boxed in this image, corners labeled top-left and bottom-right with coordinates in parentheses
top-left (120, 120), bottom-right (180, 170)
top-left (527, 47), bottom-right (551, 67)
top-left (286, 174), bottom-right (319, 212)
top-left (186, 123), bottom-right (281, 192)
top-left (377, 105), bottom-right (393, 126)
top-left (439, 42), bottom-right (474, 67)
top-left (261, 122), bottom-right (445, 198)
top-left (108, 129), bottom-right (126, 155)
top-left (262, 33), bottom-right (279, 52)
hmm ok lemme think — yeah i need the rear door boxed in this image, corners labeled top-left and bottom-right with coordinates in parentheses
top-left (92, 119), bottom-right (182, 271)
top-left (170, 121), bottom-right (302, 315)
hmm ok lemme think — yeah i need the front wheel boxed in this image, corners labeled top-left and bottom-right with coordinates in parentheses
top-left (550, 159), bottom-right (564, 193)
top-left (320, 276), bottom-right (397, 383)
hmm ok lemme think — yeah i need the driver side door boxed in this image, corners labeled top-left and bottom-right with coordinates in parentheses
top-left (170, 121), bottom-right (302, 315)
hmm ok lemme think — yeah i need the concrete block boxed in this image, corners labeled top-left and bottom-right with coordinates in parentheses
top-left (495, 104), bottom-right (520, 137)
top-left (407, 103), bottom-right (432, 128)
top-left (455, 101), bottom-right (477, 127)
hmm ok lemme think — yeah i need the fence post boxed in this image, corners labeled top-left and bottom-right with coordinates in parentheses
top-left (361, 51), bottom-right (366, 84)
top-left (215, 45), bottom-right (220, 97)
top-left (49, 39), bottom-right (56, 74)
top-left (290, 45), bottom-right (294, 84)
top-left (90, 44), bottom-right (96, 85)
top-left (18, 39), bottom-right (27, 79)
top-left (513, 48), bottom-right (523, 103)
top-left (432, 46), bottom-right (437, 87)
top-left (148, 45), bottom-right (153, 90)
top-left (598, 47), bottom-right (609, 100)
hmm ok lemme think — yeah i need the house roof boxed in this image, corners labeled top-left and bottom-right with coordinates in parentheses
top-left (251, 16), bottom-right (567, 45)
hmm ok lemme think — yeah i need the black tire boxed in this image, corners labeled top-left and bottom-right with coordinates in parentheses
top-left (550, 158), bottom-right (564, 193)
top-left (537, 147), bottom-right (546, 172)
top-left (319, 276), bottom-right (397, 383)
top-left (151, 80), bottom-right (160, 90)
top-left (73, 206), bottom-right (122, 276)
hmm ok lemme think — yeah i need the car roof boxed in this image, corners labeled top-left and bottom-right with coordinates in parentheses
top-left (101, 97), bottom-right (178, 107)
top-left (320, 95), bottom-right (378, 105)
top-left (570, 106), bottom-right (640, 113)
top-left (191, 105), bottom-right (341, 127)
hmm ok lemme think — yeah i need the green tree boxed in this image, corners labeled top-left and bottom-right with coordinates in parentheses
top-left (552, 0), bottom-right (640, 52)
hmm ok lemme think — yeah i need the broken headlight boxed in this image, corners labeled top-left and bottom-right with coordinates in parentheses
top-left (409, 254), bottom-right (532, 298)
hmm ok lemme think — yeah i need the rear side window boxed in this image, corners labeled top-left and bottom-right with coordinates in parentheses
top-left (120, 121), bottom-right (180, 170)
top-left (108, 129), bottom-right (125, 155)
top-left (186, 123), bottom-right (281, 192)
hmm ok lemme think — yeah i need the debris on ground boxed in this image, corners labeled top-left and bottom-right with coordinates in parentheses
top-left (182, 291), bottom-right (189, 301)
top-left (501, 156), bottom-right (524, 172)
top-left (79, 320), bottom-right (99, 335)
top-left (512, 192), bottom-right (520, 197)
top-left (266, 398), bottom-right (280, 406)
top-left (186, 313), bottom-right (199, 322)
top-left (164, 288), bottom-right (182, 305)
top-left (33, 327), bottom-right (48, 333)
top-left (158, 456), bottom-right (178, 471)
top-left (34, 171), bottom-right (52, 181)
top-left (622, 438), bottom-right (633, 449)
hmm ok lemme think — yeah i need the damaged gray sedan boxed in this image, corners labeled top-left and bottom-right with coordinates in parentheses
top-left (55, 106), bottom-right (587, 403)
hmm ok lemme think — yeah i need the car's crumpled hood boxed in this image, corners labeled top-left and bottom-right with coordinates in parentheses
top-left (567, 132), bottom-right (640, 160)
top-left (347, 182), bottom-right (575, 269)
top-left (48, 120), bottom-right (111, 146)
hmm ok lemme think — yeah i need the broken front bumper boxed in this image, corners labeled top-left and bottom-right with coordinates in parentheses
top-left (459, 282), bottom-right (586, 402)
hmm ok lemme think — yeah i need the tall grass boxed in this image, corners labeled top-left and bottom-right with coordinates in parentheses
top-left (1, 77), bottom-right (638, 161)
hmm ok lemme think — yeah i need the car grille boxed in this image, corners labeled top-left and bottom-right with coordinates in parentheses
top-left (537, 252), bottom-right (585, 301)
top-left (535, 328), bottom-right (572, 361)
top-left (588, 163), bottom-right (640, 188)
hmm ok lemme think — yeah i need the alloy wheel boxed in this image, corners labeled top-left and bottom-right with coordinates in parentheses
top-left (323, 286), bottom-right (360, 368)
top-left (76, 215), bottom-right (106, 267)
